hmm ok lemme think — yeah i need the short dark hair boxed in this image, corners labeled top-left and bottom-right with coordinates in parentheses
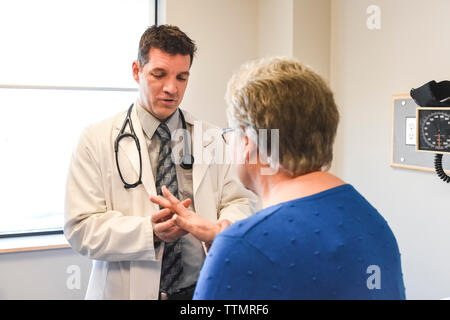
top-left (137, 24), bottom-right (197, 68)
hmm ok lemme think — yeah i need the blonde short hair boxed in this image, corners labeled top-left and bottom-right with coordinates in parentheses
top-left (225, 57), bottom-right (339, 176)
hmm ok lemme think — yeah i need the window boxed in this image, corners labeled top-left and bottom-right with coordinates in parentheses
top-left (0, 0), bottom-right (157, 237)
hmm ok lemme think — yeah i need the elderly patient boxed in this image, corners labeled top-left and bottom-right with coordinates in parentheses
top-left (154, 57), bottom-right (406, 299)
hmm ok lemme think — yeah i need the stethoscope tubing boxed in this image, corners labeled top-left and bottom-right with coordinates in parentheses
top-left (115, 104), bottom-right (193, 189)
top-left (115, 104), bottom-right (143, 189)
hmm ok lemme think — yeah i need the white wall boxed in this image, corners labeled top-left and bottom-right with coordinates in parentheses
top-left (165, 0), bottom-right (259, 128)
top-left (293, 0), bottom-right (330, 82)
top-left (164, 0), bottom-right (332, 128)
top-left (0, 248), bottom-right (91, 299)
top-left (330, 0), bottom-right (450, 299)
top-left (257, 0), bottom-right (294, 58)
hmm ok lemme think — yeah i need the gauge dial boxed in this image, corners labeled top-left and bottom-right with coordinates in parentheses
top-left (419, 110), bottom-right (450, 152)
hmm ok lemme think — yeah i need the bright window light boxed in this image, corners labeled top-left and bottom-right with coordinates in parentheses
top-left (0, 0), bottom-right (153, 88)
top-left (0, 0), bottom-right (155, 236)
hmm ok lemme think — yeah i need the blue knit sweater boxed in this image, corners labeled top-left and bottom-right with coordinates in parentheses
top-left (193, 184), bottom-right (406, 300)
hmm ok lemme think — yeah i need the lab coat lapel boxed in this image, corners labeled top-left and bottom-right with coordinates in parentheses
top-left (114, 106), bottom-right (158, 203)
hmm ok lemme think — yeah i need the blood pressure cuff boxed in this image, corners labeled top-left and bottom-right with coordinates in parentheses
top-left (410, 80), bottom-right (450, 107)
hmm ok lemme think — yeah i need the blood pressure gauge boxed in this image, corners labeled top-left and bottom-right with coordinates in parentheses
top-left (417, 107), bottom-right (450, 154)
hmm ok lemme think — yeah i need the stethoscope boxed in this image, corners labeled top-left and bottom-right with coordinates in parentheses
top-left (114, 104), bottom-right (194, 189)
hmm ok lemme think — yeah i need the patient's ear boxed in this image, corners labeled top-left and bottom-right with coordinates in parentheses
top-left (243, 133), bottom-right (258, 164)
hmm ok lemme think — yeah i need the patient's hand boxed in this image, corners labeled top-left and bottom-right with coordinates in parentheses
top-left (150, 186), bottom-right (231, 245)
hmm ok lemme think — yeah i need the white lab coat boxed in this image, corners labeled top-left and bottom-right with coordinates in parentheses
top-left (64, 106), bottom-right (257, 299)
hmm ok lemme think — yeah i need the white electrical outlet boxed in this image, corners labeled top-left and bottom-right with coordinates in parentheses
top-left (405, 117), bottom-right (416, 145)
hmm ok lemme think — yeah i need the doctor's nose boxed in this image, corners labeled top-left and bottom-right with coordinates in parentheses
top-left (163, 79), bottom-right (178, 96)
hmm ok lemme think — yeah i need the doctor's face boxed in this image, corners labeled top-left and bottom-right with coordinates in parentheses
top-left (132, 48), bottom-right (191, 121)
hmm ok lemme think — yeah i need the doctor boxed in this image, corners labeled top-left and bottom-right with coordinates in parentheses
top-left (64, 25), bottom-right (257, 300)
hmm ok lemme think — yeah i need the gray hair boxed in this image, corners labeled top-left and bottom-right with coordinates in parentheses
top-left (225, 57), bottom-right (339, 176)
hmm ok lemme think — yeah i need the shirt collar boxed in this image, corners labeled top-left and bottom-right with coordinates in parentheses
top-left (135, 98), bottom-right (181, 140)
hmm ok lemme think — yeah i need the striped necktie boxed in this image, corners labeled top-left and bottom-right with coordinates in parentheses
top-left (155, 122), bottom-right (183, 295)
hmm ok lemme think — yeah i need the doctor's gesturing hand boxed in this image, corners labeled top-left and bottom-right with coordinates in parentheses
top-left (150, 186), bottom-right (232, 245)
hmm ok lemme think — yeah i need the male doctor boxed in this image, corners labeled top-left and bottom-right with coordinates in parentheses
top-left (64, 25), bottom-right (257, 300)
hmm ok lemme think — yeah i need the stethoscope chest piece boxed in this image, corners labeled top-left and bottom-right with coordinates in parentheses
top-left (180, 154), bottom-right (194, 170)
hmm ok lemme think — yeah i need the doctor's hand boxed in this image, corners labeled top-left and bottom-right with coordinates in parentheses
top-left (150, 186), bottom-right (232, 245)
top-left (151, 197), bottom-right (191, 243)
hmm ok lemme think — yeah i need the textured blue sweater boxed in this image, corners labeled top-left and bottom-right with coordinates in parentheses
top-left (194, 184), bottom-right (406, 300)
